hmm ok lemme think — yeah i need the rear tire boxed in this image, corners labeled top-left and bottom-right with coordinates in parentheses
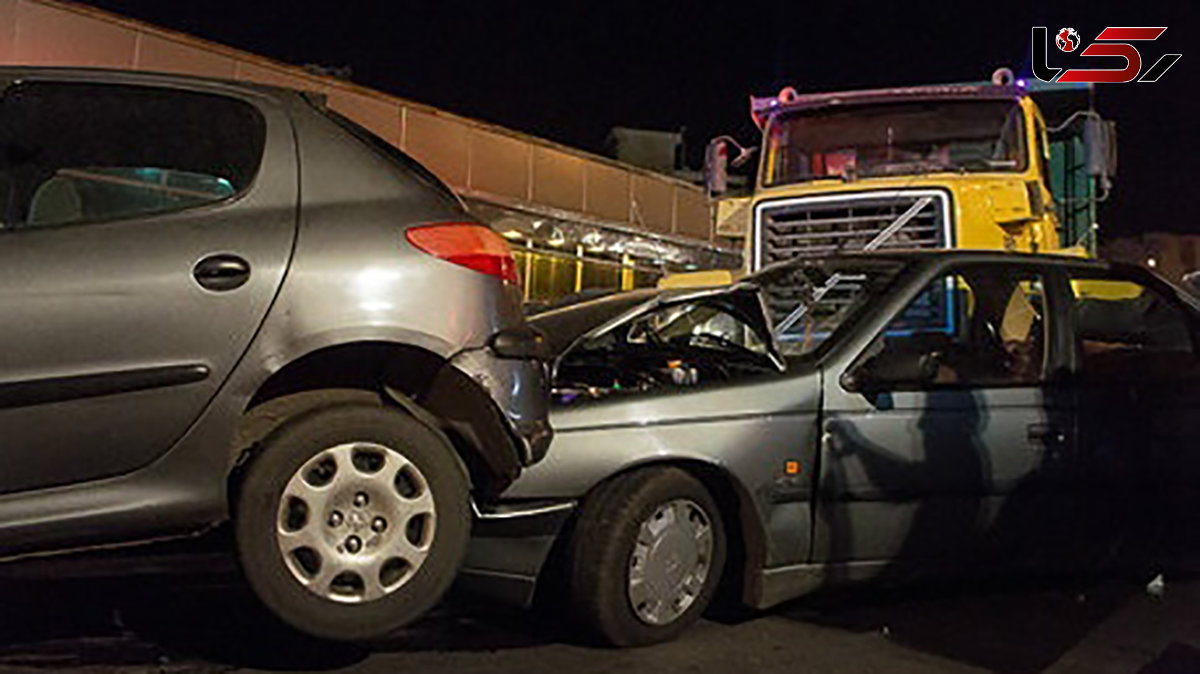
top-left (234, 402), bottom-right (469, 641)
top-left (565, 467), bottom-right (726, 646)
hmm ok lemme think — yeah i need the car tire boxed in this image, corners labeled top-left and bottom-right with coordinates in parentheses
top-left (565, 467), bottom-right (726, 646)
top-left (234, 401), bottom-right (470, 642)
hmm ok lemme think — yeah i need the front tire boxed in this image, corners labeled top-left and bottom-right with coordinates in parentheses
top-left (565, 467), bottom-right (726, 646)
top-left (234, 402), bottom-right (470, 642)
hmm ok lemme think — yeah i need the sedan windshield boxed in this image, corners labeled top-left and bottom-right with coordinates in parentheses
top-left (763, 100), bottom-right (1026, 186)
top-left (755, 260), bottom-right (905, 357)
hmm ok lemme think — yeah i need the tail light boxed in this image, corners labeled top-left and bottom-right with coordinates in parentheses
top-left (406, 223), bottom-right (519, 284)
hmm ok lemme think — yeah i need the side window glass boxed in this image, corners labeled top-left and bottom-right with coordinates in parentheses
top-left (849, 267), bottom-right (1047, 390)
top-left (0, 82), bottom-right (265, 229)
top-left (1070, 276), bottom-right (1198, 382)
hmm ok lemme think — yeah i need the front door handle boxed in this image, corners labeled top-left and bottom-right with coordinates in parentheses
top-left (193, 254), bottom-right (250, 292)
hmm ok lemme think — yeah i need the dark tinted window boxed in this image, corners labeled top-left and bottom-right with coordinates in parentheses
top-left (1070, 275), bottom-right (1200, 382)
top-left (764, 100), bottom-right (1027, 186)
top-left (0, 82), bottom-right (265, 228)
top-left (850, 266), bottom-right (1048, 389)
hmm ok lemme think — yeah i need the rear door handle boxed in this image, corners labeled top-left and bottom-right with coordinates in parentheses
top-left (1027, 424), bottom-right (1067, 445)
top-left (1027, 423), bottom-right (1068, 461)
top-left (193, 254), bottom-right (250, 292)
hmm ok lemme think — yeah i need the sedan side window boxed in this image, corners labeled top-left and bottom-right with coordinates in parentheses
top-left (0, 82), bottom-right (265, 229)
top-left (848, 267), bottom-right (1048, 390)
top-left (1069, 276), bottom-right (1200, 383)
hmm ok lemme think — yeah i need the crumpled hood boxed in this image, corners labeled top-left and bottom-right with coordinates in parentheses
top-left (529, 284), bottom-right (778, 361)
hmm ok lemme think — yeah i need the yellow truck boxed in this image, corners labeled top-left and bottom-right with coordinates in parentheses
top-left (702, 69), bottom-right (1116, 277)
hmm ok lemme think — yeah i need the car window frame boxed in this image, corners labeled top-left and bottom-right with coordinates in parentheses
top-left (1063, 265), bottom-right (1200, 384)
top-left (0, 79), bottom-right (267, 232)
top-left (840, 260), bottom-right (1066, 393)
top-left (755, 257), bottom-right (913, 367)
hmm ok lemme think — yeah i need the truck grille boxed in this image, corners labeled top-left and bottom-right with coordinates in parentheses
top-left (754, 191), bottom-right (950, 269)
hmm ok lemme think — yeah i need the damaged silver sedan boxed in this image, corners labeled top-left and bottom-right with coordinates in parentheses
top-left (463, 250), bottom-right (1200, 646)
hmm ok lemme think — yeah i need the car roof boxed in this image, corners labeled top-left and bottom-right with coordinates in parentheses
top-left (0, 66), bottom-right (305, 103)
top-left (750, 249), bottom-right (1119, 283)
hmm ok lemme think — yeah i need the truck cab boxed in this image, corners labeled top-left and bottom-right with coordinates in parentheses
top-left (707, 71), bottom-right (1115, 276)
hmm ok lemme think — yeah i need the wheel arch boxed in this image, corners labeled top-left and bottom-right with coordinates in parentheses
top-left (558, 457), bottom-right (769, 609)
top-left (229, 340), bottom-right (523, 503)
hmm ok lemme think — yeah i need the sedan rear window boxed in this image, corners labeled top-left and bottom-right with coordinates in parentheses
top-left (0, 82), bottom-right (265, 228)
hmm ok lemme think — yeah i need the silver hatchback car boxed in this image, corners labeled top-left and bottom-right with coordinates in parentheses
top-left (0, 67), bottom-right (549, 641)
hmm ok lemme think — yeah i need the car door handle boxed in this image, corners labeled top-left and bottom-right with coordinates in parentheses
top-left (1027, 424), bottom-right (1067, 444)
top-left (1027, 424), bottom-right (1068, 459)
top-left (193, 254), bottom-right (250, 291)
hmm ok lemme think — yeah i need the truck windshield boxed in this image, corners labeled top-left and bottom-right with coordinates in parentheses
top-left (762, 100), bottom-right (1026, 187)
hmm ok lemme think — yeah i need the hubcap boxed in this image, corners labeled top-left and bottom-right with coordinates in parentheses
top-left (627, 499), bottom-right (713, 626)
top-left (275, 442), bottom-right (436, 603)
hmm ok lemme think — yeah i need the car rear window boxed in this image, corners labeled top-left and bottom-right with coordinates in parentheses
top-left (0, 82), bottom-right (265, 229)
top-left (319, 106), bottom-right (462, 207)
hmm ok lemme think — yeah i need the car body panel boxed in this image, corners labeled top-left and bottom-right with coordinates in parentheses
top-left (0, 73), bottom-right (297, 494)
top-left (507, 373), bottom-right (822, 566)
top-left (463, 251), bottom-right (1200, 612)
top-left (813, 259), bottom-right (1081, 574)
top-left (0, 67), bottom-right (549, 559)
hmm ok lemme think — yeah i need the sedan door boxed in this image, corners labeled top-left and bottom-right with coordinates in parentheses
top-left (815, 261), bottom-right (1078, 580)
top-left (1064, 269), bottom-right (1200, 565)
top-left (0, 78), bottom-right (296, 494)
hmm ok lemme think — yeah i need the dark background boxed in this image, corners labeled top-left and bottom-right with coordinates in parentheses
top-left (85, 1), bottom-right (1197, 239)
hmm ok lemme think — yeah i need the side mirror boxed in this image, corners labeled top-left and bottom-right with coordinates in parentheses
top-left (704, 137), bottom-right (729, 195)
top-left (705, 136), bottom-right (757, 196)
top-left (842, 350), bottom-right (940, 393)
top-left (840, 366), bottom-right (880, 393)
top-left (1084, 116), bottom-right (1117, 186)
top-left (490, 326), bottom-right (551, 360)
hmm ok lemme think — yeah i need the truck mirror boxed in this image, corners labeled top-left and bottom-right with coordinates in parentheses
top-left (705, 136), bottom-right (758, 196)
top-left (704, 137), bottom-right (729, 195)
top-left (1084, 117), bottom-right (1118, 183)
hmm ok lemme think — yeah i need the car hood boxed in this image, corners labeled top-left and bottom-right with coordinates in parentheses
top-left (529, 284), bottom-right (781, 365)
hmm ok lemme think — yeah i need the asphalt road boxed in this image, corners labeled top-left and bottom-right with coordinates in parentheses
top-left (0, 566), bottom-right (1197, 674)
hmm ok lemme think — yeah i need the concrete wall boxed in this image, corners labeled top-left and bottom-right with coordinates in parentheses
top-left (0, 0), bottom-right (715, 243)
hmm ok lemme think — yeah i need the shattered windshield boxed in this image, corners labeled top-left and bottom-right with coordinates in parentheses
top-left (756, 260), bottom-right (906, 357)
top-left (763, 100), bottom-right (1026, 186)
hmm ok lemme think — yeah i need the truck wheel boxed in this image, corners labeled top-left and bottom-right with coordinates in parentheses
top-left (234, 402), bottom-right (469, 641)
top-left (566, 467), bottom-right (726, 646)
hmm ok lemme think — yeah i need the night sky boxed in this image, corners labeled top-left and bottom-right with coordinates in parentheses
top-left (87, 0), bottom-right (1197, 239)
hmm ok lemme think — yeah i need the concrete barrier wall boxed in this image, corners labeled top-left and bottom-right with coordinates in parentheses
top-left (0, 0), bottom-right (715, 242)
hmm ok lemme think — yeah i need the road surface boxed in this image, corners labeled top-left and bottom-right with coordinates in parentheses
top-left (0, 564), bottom-right (1197, 674)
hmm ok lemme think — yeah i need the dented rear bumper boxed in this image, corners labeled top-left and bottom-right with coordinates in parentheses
top-left (448, 344), bottom-right (552, 467)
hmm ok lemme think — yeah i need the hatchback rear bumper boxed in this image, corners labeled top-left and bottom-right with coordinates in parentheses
top-left (449, 343), bottom-right (551, 466)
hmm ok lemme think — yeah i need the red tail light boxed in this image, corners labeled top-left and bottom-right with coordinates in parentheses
top-left (406, 223), bottom-right (519, 284)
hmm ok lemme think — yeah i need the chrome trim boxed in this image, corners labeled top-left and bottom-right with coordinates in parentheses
top-left (751, 189), bottom-right (955, 271)
top-left (471, 500), bottom-right (577, 520)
